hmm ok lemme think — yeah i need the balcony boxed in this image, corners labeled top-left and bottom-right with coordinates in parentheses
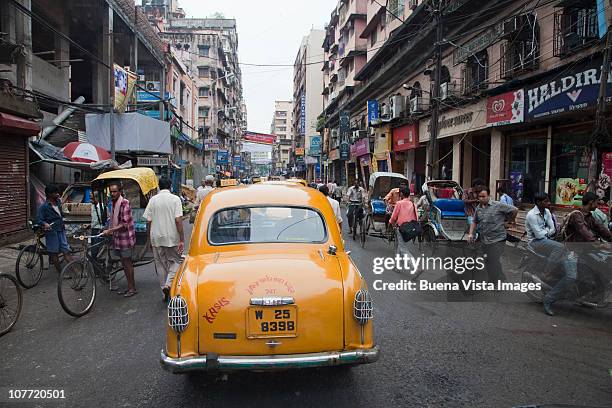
top-left (553, 7), bottom-right (599, 57)
top-left (500, 40), bottom-right (539, 79)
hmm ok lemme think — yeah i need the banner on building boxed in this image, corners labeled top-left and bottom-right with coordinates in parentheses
top-left (216, 150), bottom-right (229, 164)
top-left (353, 137), bottom-right (370, 157)
top-left (243, 131), bottom-right (276, 144)
top-left (114, 64), bottom-right (137, 113)
top-left (555, 178), bottom-right (587, 207)
top-left (295, 147), bottom-right (305, 156)
top-left (367, 100), bottom-right (379, 125)
top-left (525, 58), bottom-right (612, 121)
top-left (486, 90), bottom-right (524, 126)
top-left (392, 124), bottom-right (419, 152)
top-left (232, 155), bottom-right (242, 167)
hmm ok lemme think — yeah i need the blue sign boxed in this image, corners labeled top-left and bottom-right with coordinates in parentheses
top-left (309, 136), bottom-right (321, 155)
top-left (367, 100), bottom-right (379, 124)
top-left (300, 95), bottom-right (306, 135)
top-left (597, 0), bottom-right (606, 39)
top-left (216, 150), bottom-right (229, 164)
top-left (525, 58), bottom-right (612, 121)
top-left (137, 90), bottom-right (170, 103)
top-left (232, 155), bottom-right (242, 166)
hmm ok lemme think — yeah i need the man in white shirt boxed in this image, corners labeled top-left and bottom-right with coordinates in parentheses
top-left (319, 185), bottom-right (342, 230)
top-left (195, 175), bottom-right (215, 206)
top-left (524, 192), bottom-right (576, 316)
top-left (143, 177), bottom-right (185, 302)
top-left (346, 179), bottom-right (366, 233)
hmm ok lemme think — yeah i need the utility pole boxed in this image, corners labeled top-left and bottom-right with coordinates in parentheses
top-left (589, 27), bottom-right (612, 191)
top-left (427, 0), bottom-right (444, 180)
top-left (108, 6), bottom-right (115, 161)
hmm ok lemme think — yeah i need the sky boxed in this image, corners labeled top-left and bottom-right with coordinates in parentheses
top-left (177, 0), bottom-right (336, 134)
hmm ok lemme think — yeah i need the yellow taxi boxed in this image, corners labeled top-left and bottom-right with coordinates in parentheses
top-left (161, 183), bottom-right (378, 372)
top-left (286, 178), bottom-right (308, 187)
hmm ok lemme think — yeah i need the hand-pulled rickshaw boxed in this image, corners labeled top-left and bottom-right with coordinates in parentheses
top-left (57, 168), bottom-right (158, 317)
top-left (362, 172), bottom-right (409, 249)
top-left (421, 180), bottom-right (468, 244)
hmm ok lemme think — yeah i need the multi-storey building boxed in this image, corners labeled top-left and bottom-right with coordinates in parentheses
top-left (142, 1), bottom-right (246, 175)
top-left (292, 29), bottom-right (325, 180)
top-left (320, 0), bottom-right (612, 219)
top-left (270, 100), bottom-right (293, 174)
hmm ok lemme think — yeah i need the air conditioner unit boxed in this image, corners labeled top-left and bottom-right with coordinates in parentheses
top-left (440, 82), bottom-right (456, 101)
top-left (408, 0), bottom-right (418, 10)
top-left (145, 81), bottom-right (161, 92)
top-left (352, 130), bottom-right (367, 140)
top-left (410, 96), bottom-right (423, 114)
top-left (380, 103), bottom-right (390, 118)
top-left (390, 95), bottom-right (404, 119)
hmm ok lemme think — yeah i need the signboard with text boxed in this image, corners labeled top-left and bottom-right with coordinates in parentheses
top-left (392, 124), bottom-right (419, 152)
top-left (243, 131), bottom-right (276, 144)
top-left (216, 150), bottom-right (229, 164)
top-left (367, 100), bottom-right (379, 125)
top-left (487, 90), bottom-right (524, 126)
top-left (308, 136), bottom-right (321, 156)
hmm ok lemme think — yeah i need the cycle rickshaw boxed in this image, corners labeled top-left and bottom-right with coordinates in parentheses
top-left (421, 180), bottom-right (468, 244)
top-left (57, 168), bottom-right (158, 317)
top-left (362, 172), bottom-right (409, 249)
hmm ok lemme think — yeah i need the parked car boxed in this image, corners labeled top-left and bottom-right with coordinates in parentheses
top-left (161, 183), bottom-right (378, 372)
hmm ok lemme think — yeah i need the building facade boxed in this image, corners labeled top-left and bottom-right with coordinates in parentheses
top-left (320, 0), bottom-right (612, 213)
top-left (270, 100), bottom-right (293, 174)
top-left (292, 29), bottom-right (325, 181)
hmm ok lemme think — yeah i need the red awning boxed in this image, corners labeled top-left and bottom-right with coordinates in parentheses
top-left (0, 112), bottom-right (41, 136)
top-left (393, 124), bottom-right (419, 152)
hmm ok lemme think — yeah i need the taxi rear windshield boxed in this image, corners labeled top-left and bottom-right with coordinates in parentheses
top-left (208, 206), bottom-right (327, 245)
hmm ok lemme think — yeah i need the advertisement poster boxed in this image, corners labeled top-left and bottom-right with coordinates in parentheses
top-left (555, 178), bottom-right (587, 207)
top-left (114, 64), bottom-right (137, 113)
top-left (243, 131), bottom-right (276, 144)
top-left (509, 171), bottom-right (523, 203)
top-left (486, 90), bottom-right (524, 126)
top-left (216, 150), bottom-right (229, 165)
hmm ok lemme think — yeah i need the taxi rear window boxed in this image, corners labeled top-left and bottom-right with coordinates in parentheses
top-left (208, 206), bottom-right (327, 245)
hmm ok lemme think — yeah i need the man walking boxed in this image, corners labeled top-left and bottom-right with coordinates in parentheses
top-left (36, 185), bottom-right (73, 273)
top-left (195, 175), bottom-right (215, 206)
top-left (319, 185), bottom-right (342, 230)
top-left (467, 186), bottom-right (518, 283)
top-left (143, 177), bottom-right (185, 302)
top-left (102, 182), bottom-right (137, 297)
top-left (525, 193), bottom-right (577, 316)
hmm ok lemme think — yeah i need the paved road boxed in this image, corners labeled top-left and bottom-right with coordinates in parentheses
top-left (2, 216), bottom-right (612, 408)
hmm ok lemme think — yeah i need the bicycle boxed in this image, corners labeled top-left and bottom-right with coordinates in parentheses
top-left (15, 221), bottom-right (67, 289)
top-left (58, 232), bottom-right (124, 317)
top-left (0, 273), bottom-right (22, 336)
top-left (347, 202), bottom-right (365, 243)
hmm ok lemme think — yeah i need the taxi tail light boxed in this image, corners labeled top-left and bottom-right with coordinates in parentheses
top-left (353, 289), bottom-right (373, 325)
top-left (168, 295), bottom-right (189, 333)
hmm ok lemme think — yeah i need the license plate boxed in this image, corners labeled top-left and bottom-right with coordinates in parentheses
top-left (246, 305), bottom-right (298, 338)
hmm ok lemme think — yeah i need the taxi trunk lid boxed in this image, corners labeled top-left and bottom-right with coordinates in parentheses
top-left (197, 249), bottom-right (344, 355)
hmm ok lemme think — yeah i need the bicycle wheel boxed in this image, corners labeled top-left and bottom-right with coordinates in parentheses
top-left (15, 244), bottom-right (44, 289)
top-left (0, 273), bottom-right (22, 336)
top-left (58, 260), bottom-right (96, 317)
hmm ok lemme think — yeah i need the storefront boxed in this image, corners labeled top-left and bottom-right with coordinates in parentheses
top-left (392, 122), bottom-right (419, 181)
top-left (0, 112), bottom-right (40, 236)
top-left (373, 125), bottom-right (392, 173)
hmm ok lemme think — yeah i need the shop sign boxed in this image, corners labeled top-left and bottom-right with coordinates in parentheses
top-left (243, 131), bottom-right (276, 144)
top-left (486, 90), bottom-right (524, 126)
top-left (308, 136), bottom-right (321, 155)
top-left (392, 124), bottom-right (419, 152)
top-left (137, 156), bottom-right (168, 166)
top-left (339, 142), bottom-right (350, 160)
top-left (603, 152), bottom-right (612, 177)
top-left (555, 178), bottom-right (587, 207)
top-left (232, 155), bottom-right (242, 166)
top-left (339, 111), bottom-right (351, 139)
top-left (216, 150), bottom-right (229, 164)
top-left (295, 147), bottom-right (305, 156)
top-left (420, 100), bottom-right (487, 141)
top-left (300, 95), bottom-right (306, 135)
top-left (359, 154), bottom-right (371, 166)
top-left (329, 149), bottom-right (340, 160)
top-left (354, 137), bottom-right (370, 157)
top-left (373, 129), bottom-right (391, 159)
top-left (367, 100), bottom-right (379, 125)
top-left (453, 25), bottom-right (502, 64)
top-left (525, 58), bottom-right (612, 121)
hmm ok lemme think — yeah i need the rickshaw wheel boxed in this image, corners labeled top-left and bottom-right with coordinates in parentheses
top-left (422, 225), bottom-right (436, 243)
top-left (360, 217), bottom-right (367, 248)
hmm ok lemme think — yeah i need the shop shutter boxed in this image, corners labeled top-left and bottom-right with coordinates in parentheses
top-left (0, 135), bottom-right (28, 235)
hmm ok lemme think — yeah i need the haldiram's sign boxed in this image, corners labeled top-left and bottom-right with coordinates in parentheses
top-left (526, 58), bottom-right (612, 120)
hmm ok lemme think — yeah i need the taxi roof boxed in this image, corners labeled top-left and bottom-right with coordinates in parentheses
top-left (204, 183), bottom-right (323, 210)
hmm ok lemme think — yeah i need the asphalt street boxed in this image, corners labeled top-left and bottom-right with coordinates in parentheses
top-left (1, 215), bottom-right (612, 408)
